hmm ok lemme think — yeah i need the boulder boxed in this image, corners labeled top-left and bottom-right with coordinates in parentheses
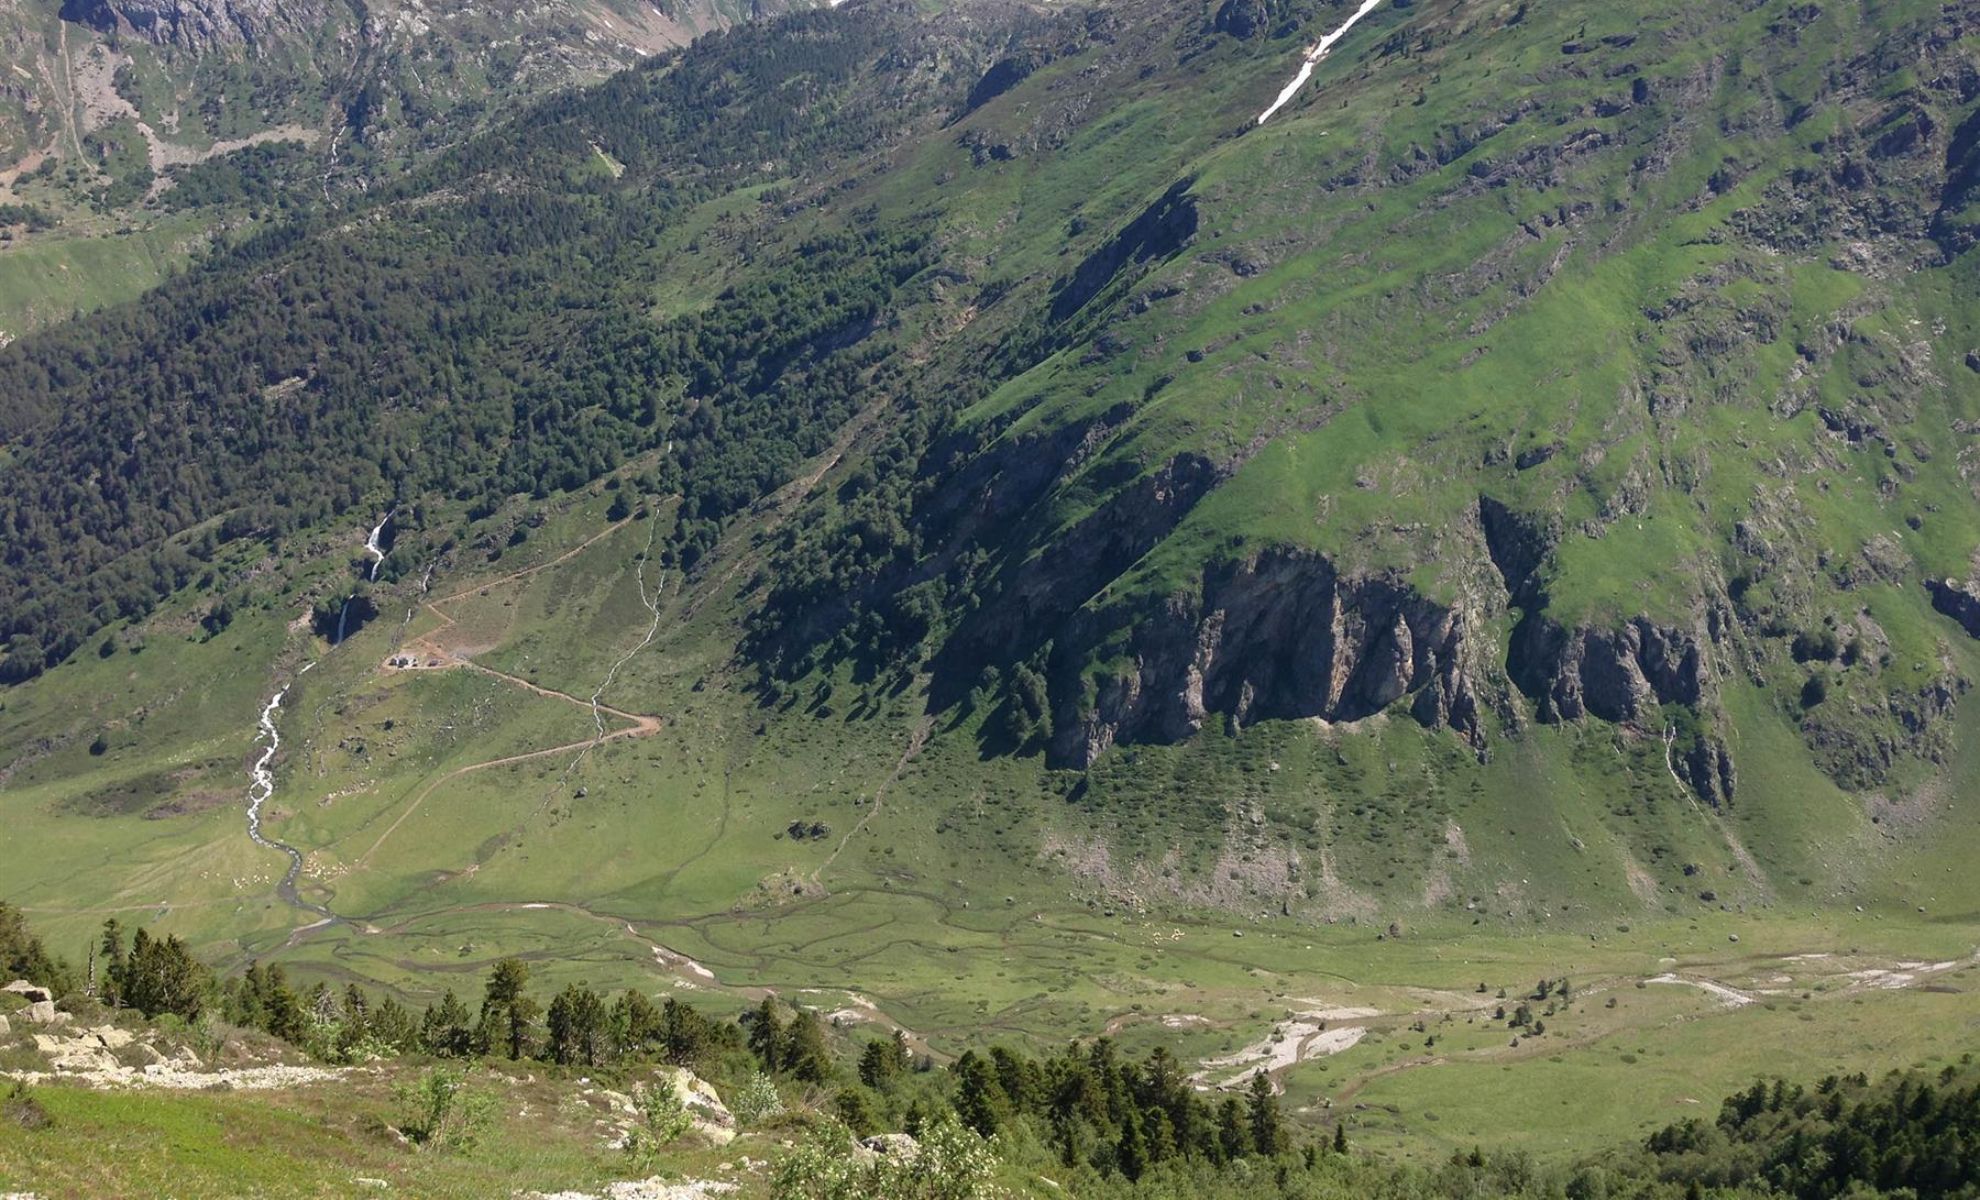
top-left (94, 1026), bottom-right (135, 1050)
top-left (1, 980), bottom-right (50, 1003)
top-left (25, 1000), bottom-right (59, 1025)
top-left (653, 1066), bottom-right (736, 1145)
top-left (0, 1014), bottom-right (10, 1037)
top-left (860, 1132), bottom-right (921, 1160)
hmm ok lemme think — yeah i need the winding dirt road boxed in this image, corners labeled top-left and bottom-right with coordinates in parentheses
top-left (357, 517), bottom-right (667, 867)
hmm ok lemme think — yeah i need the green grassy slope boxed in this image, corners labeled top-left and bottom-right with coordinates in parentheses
top-left (1, 0), bottom-right (1979, 1172)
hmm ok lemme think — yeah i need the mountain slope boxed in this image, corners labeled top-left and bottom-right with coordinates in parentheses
top-left (750, 0), bottom-right (1980, 812)
top-left (0, 0), bottom-right (809, 336)
top-left (0, 0), bottom-right (1979, 1108)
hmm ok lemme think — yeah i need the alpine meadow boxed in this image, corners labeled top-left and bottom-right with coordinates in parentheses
top-left (4, 0), bottom-right (1980, 1196)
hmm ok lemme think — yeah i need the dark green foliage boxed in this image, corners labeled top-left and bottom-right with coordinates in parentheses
top-left (836, 1084), bottom-right (882, 1136)
top-left (419, 989), bottom-right (474, 1057)
top-left (953, 1050), bottom-right (1010, 1138)
top-left (116, 928), bottom-right (210, 1020)
top-left (781, 1009), bottom-right (834, 1083)
top-left (1643, 1059), bottom-right (1980, 1199)
top-left (609, 988), bottom-right (663, 1060)
top-left (0, 204), bottom-right (56, 232)
top-left (1791, 630), bottom-right (1841, 663)
top-left (947, 1039), bottom-right (1285, 1178)
top-left (747, 996), bottom-right (784, 1070)
top-left (545, 983), bottom-right (607, 1066)
top-left (160, 141), bottom-right (314, 213)
top-left (859, 1031), bottom-right (911, 1089)
top-left (477, 957), bottom-right (540, 1060)
top-left (0, 901), bottom-right (67, 993)
top-left (660, 996), bottom-right (738, 1068)
top-left (1246, 1072), bottom-right (1285, 1156)
top-left (1004, 661), bottom-right (1053, 748)
top-left (0, 6), bottom-right (949, 684)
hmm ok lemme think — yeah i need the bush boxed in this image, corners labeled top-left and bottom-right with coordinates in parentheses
top-left (623, 1078), bottom-right (694, 1170)
top-left (771, 1114), bottom-right (997, 1200)
top-left (3, 1082), bottom-right (51, 1131)
top-left (394, 1067), bottom-right (496, 1152)
top-left (732, 1071), bottom-right (786, 1127)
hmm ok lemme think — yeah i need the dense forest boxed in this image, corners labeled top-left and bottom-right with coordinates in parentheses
top-left (0, 2), bottom-right (974, 684)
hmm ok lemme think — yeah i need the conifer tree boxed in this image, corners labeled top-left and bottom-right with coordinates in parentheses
top-left (747, 996), bottom-right (784, 1070)
top-left (781, 1008), bottom-right (832, 1082)
top-left (1247, 1070), bottom-right (1286, 1155)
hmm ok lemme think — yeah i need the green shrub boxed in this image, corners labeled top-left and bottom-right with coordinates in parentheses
top-left (393, 1067), bottom-right (496, 1152)
top-left (623, 1077), bottom-right (694, 1170)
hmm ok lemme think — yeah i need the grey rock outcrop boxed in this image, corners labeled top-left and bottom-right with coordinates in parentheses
top-left (0, 979), bottom-right (49, 1002)
top-left (60, 0), bottom-right (332, 54)
top-left (1050, 549), bottom-right (1480, 768)
top-left (1509, 615), bottom-right (1708, 724)
top-left (1926, 576), bottom-right (1980, 638)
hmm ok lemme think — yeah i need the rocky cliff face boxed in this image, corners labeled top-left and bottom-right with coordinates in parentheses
top-left (1048, 548), bottom-right (1479, 768)
top-left (59, 0), bottom-right (332, 53)
top-left (1507, 615), bottom-right (1709, 725)
top-left (1033, 494), bottom-right (1742, 805)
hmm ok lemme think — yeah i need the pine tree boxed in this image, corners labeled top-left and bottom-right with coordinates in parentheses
top-left (835, 1085), bottom-right (880, 1136)
top-left (1247, 1070), bottom-right (1286, 1155)
top-left (1116, 1104), bottom-right (1148, 1181)
top-left (1217, 1096), bottom-right (1248, 1162)
top-left (506, 993), bottom-right (542, 1061)
top-left (781, 1008), bottom-right (832, 1082)
top-left (859, 1033), bottom-right (908, 1089)
top-left (0, 901), bottom-right (65, 995)
top-left (260, 964), bottom-right (308, 1043)
top-left (954, 1050), bottom-right (1011, 1138)
top-left (478, 957), bottom-right (538, 1060)
top-left (421, 989), bottom-right (472, 1057)
top-left (661, 996), bottom-right (718, 1067)
top-left (97, 918), bottom-right (126, 1007)
top-left (611, 989), bottom-right (662, 1060)
top-left (546, 983), bottom-right (606, 1066)
top-left (747, 996), bottom-right (784, 1070)
top-left (120, 928), bottom-right (210, 1020)
top-left (370, 995), bottom-right (414, 1051)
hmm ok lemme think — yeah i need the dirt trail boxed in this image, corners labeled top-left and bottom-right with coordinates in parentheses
top-left (357, 517), bottom-right (666, 867)
top-left (809, 708), bottom-right (931, 890)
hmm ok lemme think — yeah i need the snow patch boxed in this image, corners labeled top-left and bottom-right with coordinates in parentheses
top-left (1256, 0), bottom-right (1386, 125)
